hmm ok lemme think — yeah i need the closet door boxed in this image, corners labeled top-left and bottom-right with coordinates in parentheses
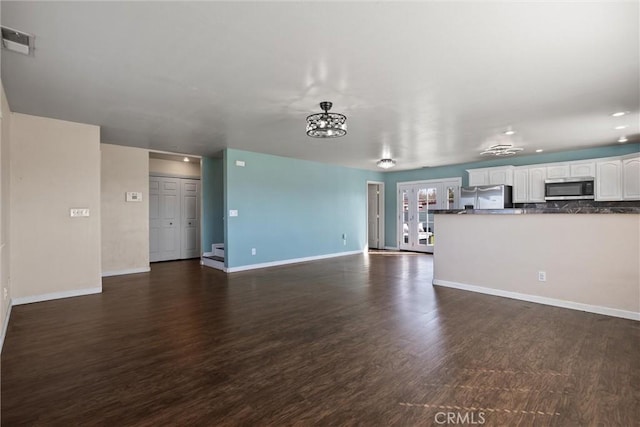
top-left (181, 179), bottom-right (201, 259)
top-left (149, 177), bottom-right (181, 262)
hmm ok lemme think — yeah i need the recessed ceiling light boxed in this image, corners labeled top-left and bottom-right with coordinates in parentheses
top-left (535, 149), bottom-right (544, 153)
top-left (503, 130), bottom-right (515, 136)
top-left (611, 111), bottom-right (628, 117)
top-left (614, 125), bottom-right (628, 130)
top-left (183, 157), bottom-right (190, 162)
top-left (618, 136), bottom-right (628, 143)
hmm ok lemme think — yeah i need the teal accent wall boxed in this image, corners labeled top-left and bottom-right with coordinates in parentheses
top-left (201, 157), bottom-right (224, 255)
top-left (383, 143), bottom-right (640, 247)
top-left (224, 149), bottom-right (383, 269)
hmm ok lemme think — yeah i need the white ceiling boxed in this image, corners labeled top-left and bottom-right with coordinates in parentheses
top-left (1, 1), bottom-right (638, 171)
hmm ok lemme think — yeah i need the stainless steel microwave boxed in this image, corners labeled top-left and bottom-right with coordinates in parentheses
top-left (545, 177), bottom-right (595, 200)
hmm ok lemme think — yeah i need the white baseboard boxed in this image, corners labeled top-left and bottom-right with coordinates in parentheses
top-left (101, 267), bottom-right (150, 277)
top-left (225, 250), bottom-right (363, 273)
top-left (384, 246), bottom-right (399, 250)
top-left (0, 300), bottom-right (12, 354)
top-left (433, 279), bottom-right (640, 321)
top-left (12, 287), bottom-right (102, 306)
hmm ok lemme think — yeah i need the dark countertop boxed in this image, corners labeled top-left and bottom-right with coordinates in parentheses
top-left (432, 207), bottom-right (640, 214)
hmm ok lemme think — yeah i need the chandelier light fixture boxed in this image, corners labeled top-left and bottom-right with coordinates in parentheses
top-left (376, 158), bottom-right (396, 169)
top-left (306, 101), bottom-right (347, 138)
top-left (480, 144), bottom-right (524, 157)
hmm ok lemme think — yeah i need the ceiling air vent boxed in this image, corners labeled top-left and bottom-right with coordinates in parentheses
top-left (1, 26), bottom-right (35, 55)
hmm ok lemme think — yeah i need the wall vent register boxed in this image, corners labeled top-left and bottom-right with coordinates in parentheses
top-left (1, 26), bottom-right (35, 55)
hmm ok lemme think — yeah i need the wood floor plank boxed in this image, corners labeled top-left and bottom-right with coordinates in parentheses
top-left (2, 254), bottom-right (638, 426)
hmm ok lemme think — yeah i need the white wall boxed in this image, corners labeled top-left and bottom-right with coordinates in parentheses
top-left (149, 158), bottom-right (200, 178)
top-left (433, 214), bottom-right (640, 319)
top-left (101, 144), bottom-right (150, 275)
top-left (1, 82), bottom-right (12, 343)
top-left (10, 113), bottom-right (102, 302)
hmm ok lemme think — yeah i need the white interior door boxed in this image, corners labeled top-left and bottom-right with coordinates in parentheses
top-left (181, 179), bottom-right (201, 259)
top-left (367, 183), bottom-right (381, 249)
top-left (149, 176), bottom-right (181, 262)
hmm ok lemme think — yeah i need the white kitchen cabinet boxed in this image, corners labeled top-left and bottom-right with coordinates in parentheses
top-left (546, 164), bottom-right (570, 179)
top-left (513, 167), bottom-right (529, 203)
top-left (622, 155), bottom-right (640, 200)
top-left (596, 159), bottom-right (622, 201)
top-left (488, 166), bottom-right (514, 185)
top-left (467, 166), bottom-right (513, 186)
top-left (570, 161), bottom-right (595, 178)
top-left (528, 167), bottom-right (547, 202)
top-left (467, 169), bottom-right (489, 186)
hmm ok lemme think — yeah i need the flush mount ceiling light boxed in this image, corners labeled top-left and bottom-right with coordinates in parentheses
top-left (611, 111), bottom-right (628, 117)
top-left (376, 158), bottom-right (396, 169)
top-left (183, 157), bottom-right (190, 162)
top-left (480, 144), bottom-right (524, 157)
top-left (306, 101), bottom-right (347, 138)
top-left (503, 129), bottom-right (516, 136)
top-left (618, 136), bottom-right (628, 143)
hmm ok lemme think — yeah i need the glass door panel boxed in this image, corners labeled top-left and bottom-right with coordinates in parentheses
top-left (445, 185), bottom-right (459, 209)
top-left (425, 186), bottom-right (437, 252)
top-left (415, 188), bottom-right (428, 249)
top-left (399, 188), bottom-right (411, 250)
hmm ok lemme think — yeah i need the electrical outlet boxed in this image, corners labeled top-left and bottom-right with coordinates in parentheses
top-left (538, 271), bottom-right (547, 282)
top-left (251, 248), bottom-right (256, 255)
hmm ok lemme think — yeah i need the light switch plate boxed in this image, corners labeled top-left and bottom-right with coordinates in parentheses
top-left (70, 208), bottom-right (90, 217)
top-left (126, 191), bottom-right (143, 202)
top-left (235, 160), bottom-right (246, 167)
top-left (229, 209), bottom-right (238, 217)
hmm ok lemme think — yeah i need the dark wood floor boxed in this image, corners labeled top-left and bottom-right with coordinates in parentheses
top-left (2, 254), bottom-right (639, 426)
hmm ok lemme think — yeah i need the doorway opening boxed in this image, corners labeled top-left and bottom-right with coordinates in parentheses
top-left (148, 152), bottom-right (202, 263)
top-left (367, 181), bottom-right (385, 250)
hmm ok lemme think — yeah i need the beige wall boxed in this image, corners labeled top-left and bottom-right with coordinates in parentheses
top-left (101, 144), bottom-right (150, 274)
top-left (149, 157), bottom-right (200, 178)
top-left (10, 113), bottom-right (101, 301)
top-left (1, 82), bottom-right (11, 335)
top-left (433, 214), bottom-right (640, 318)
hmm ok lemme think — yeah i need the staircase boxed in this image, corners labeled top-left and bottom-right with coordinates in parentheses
top-left (202, 243), bottom-right (225, 271)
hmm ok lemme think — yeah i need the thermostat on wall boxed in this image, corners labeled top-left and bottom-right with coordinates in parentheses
top-left (126, 192), bottom-right (142, 202)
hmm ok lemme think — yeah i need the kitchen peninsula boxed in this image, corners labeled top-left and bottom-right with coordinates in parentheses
top-left (432, 205), bottom-right (640, 320)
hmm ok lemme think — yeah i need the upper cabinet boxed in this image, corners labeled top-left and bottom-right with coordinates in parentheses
top-left (489, 166), bottom-right (514, 186)
top-left (570, 161), bottom-right (596, 178)
top-left (512, 166), bottom-right (546, 203)
top-left (468, 155), bottom-right (636, 203)
top-left (467, 166), bottom-right (514, 186)
top-left (622, 154), bottom-right (640, 200)
top-left (513, 167), bottom-right (529, 203)
top-left (546, 163), bottom-right (570, 179)
top-left (595, 159), bottom-right (622, 201)
top-left (467, 169), bottom-right (488, 186)
top-left (528, 167), bottom-right (547, 202)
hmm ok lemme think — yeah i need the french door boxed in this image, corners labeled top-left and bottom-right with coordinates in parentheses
top-left (398, 179), bottom-right (461, 253)
top-left (399, 184), bottom-right (435, 252)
